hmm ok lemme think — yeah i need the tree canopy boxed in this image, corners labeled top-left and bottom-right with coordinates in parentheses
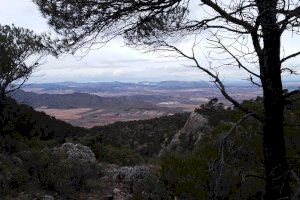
top-left (0, 24), bottom-right (56, 96)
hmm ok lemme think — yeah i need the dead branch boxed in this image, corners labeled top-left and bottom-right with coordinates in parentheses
top-left (281, 51), bottom-right (300, 63)
top-left (158, 41), bottom-right (263, 122)
top-left (208, 34), bottom-right (261, 79)
top-left (284, 89), bottom-right (300, 99)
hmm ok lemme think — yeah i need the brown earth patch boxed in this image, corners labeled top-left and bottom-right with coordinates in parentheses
top-left (36, 107), bottom-right (93, 120)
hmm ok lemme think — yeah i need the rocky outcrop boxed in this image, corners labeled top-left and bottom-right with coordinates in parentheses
top-left (41, 194), bottom-right (55, 200)
top-left (112, 188), bottom-right (132, 200)
top-left (113, 165), bottom-right (152, 185)
top-left (113, 165), bottom-right (154, 199)
top-left (159, 112), bottom-right (208, 158)
top-left (97, 164), bottom-right (156, 200)
top-left (54, 143), bottom-right (96, 163)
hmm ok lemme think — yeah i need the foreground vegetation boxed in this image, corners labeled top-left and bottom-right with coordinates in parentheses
top-left (0, 95), bottom-right (299, 199)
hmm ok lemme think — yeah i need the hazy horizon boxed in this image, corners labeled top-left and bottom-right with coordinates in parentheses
top-left (25, 79), bottom-right (300, 85)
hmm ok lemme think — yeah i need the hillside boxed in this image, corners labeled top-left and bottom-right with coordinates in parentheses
top-left (90, 112), bottom-right (190, 161)
top-left (12, 81), bottom-right (268, 128)
top-left (1, 95), bottom-right (300, 199)
top-left (11, 90), bottom-right (165, 110)
top-left (0, 96), bottom-right (190, 199)
top-left (10, 90), bottom-right (181, 127)
top-left (1, 96), bottom-right (189, 162)
top-left (0, 97), bottom-right (90, 144)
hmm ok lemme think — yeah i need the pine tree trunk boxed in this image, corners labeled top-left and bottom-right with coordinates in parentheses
top-left (261, 64), bottom-right (291, 199)
top-left (258, 0), bottom-right (291, 198)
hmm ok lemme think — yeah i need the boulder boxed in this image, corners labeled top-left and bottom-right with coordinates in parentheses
top-left (54, 143), bottom-right (96, 163)
top-left (113, 188), bottom-right (132, 200)
top-left (112, 165), bottom-right (155, 200)
top-left (113, 165), bottom-right (152, 185)
top-left (42, 194), bottom-right (55, 200)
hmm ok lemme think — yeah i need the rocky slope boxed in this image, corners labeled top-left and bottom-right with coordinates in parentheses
top-left (159, 112), bottom-right (209, 158)
top-left (61, 112), bottom-right (208, 199)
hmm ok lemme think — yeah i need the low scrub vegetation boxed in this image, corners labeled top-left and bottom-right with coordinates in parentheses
top-left (1, 95), bottom-right (300, 199)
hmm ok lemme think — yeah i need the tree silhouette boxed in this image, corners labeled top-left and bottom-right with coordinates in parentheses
top-left (0, 24), bottom-right (56, 130)
top-left (0, 24), bottom-right (55, 97)
top-left (34, 0), bottom-right (300, 198)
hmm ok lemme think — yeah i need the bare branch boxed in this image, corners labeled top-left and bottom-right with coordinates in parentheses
top-left (223, 113), bottom-right (255, 141)
top-left (291, 170), bottom-right (300, 199)
top-left (281, 67), bottom-right (298, 75)
top-left (201, 0), bottom-right (254, 31)
top-left (281, 51), bottom-right (300, 63)
top-left (208, 35), bottom-right (261, 79)
top-left (158, 41), bottom-right (263, 122)
top-left (284, 89), bottom-right (300, 99)
top-left (248, 75), bottom-right (262, 87)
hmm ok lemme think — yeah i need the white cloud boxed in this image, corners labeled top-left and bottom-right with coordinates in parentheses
top-left (0, 0), bottom-right (299, 83)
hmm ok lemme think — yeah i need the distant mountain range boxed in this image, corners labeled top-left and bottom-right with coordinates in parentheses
top-left (23, 81), bottom-right (212, 94)
top-left (24, 80), bottom-right (298, 92)
top-left (10, 89), bottom-right (180, 127)
top-left (11, 90), bottom-right (167, 111)
top-left (12, 80), bottom-right (297, 127)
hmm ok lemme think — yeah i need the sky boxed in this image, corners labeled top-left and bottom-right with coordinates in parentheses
top-left (0, 0), bottom-right (299, 83)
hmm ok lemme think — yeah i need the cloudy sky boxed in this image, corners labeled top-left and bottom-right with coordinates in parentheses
top-left (0, 0), bottom-right (299, 83)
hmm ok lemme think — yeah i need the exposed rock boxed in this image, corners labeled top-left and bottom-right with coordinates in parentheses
top-left (12, 192), bottom-right (57, 200)
top-left (113, 165), bottom-right (152, 185)
top-left (113, 188), bottom-right (132, 200)
top-left (42, 194), bottom-right (55, 200)
top-left (158, 112), bottom-right (208, 158)
top-left (54, 143), bottom-right (96, 163)
top-left (95, 165), bottom-right (156, 200)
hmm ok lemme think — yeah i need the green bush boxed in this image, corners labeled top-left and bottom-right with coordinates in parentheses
top-left (71, 134), bottom-right (144, 165)
top-left (158, 154), bottom-right (209, 199)
top-left (157, 99), bottom-right (267, 199)
top-left (99, 145), bottom-right (144, 165)
top-left (19, 149), bottom-right (102, 198)
top-left (0, 154), bottom-right (29, 195)
top-left (90, 113), bottom-right (189, 160)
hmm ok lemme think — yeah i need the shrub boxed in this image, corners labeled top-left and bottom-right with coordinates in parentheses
top-left (158, 154), bottom-right (209, 199)
top-left (99, 145), bottom-right (144, 166)
top-left (19, 149), bottom-right (102, 198)
top-left (157, 99), bottom-right (266, 199)
top-left (0, 154), bottom-right (29, 195)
